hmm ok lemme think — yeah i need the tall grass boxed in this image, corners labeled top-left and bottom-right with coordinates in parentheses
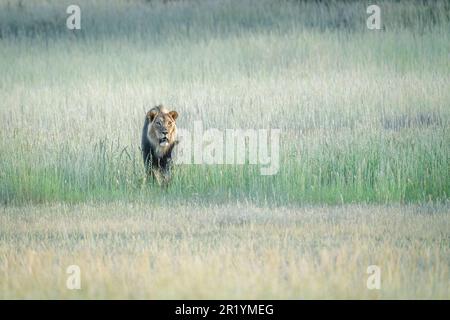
top-left (0, 0), bottom-right (449, 205)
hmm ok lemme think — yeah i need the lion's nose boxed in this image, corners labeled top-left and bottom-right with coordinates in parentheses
top-left (161, 129), bottom-right (168, 135)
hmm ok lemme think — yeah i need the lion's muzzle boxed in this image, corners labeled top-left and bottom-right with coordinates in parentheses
top-left (159, 137), bottom-right (169, 147)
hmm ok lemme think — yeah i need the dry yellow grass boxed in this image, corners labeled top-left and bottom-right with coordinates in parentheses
top-left (0, 203), bottom-right (448, 299)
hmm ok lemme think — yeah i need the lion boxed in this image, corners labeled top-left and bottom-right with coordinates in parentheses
top-left (141, 105), bottom-right (178, 186)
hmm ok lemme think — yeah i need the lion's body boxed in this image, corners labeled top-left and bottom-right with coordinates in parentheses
top-left (141, 105), bottom-right (178, 186)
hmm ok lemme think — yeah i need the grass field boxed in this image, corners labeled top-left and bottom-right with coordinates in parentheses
top-left (1, 203), bottom-right (449, 299)
top-left (0, 0), bottom-right (449, 299)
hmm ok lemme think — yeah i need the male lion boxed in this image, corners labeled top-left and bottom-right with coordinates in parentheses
top-left (141, 105), bottom-right (178, 186)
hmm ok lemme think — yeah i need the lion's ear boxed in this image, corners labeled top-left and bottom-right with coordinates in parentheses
top-left (169, 111), bottom-right (178, 121)
top-left (147, 109), bottom-right (158, 122)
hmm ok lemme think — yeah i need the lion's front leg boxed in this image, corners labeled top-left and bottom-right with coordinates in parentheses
top-left (151, 168), bottom-right (166, 187)
top-left (160, 169), bottom-right (172, 188)
top-left (157, 157), bottom-right (173, 188)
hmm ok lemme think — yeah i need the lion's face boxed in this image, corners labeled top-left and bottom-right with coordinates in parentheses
top-left (152, 112), bottom-right (177, 146)
top-left (147, 106), bottom-right (178, 152)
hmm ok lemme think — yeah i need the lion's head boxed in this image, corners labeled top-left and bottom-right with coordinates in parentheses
top-left (146, 105), bottom-right (178, 156)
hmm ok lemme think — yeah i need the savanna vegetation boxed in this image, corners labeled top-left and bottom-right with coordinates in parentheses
top-left (0, 0), bottom-right (448, 299)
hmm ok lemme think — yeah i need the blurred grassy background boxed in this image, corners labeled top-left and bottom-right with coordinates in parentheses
top-left (0, 0), bottom-right (449, 205)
